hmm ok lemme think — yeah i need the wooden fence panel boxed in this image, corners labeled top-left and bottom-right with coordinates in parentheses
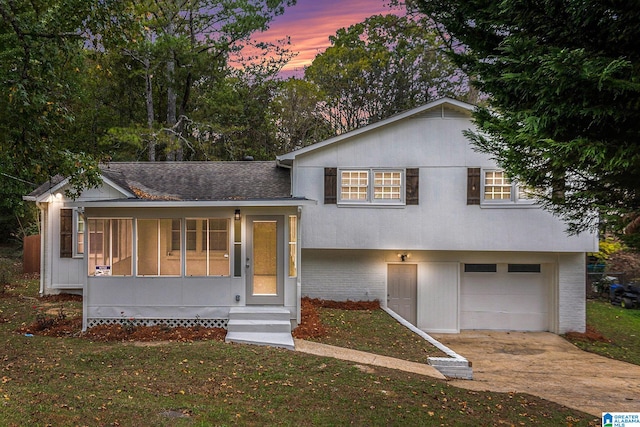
top-left (23, 235), bottom-right (40, 274)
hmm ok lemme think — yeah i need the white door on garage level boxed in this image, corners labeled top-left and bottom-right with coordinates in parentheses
top-left (460, 263), bottom-right (551, 331)
top-left (387, 264), bottom-right (417, 325)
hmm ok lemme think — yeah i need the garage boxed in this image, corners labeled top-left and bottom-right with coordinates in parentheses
top-left (460, 263), bottom-right (551, 331)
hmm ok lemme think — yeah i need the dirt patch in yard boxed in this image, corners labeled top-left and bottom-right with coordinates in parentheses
top-left (564, 324), bottom-right (612, 343)
top-left (19, 296), bottom-right (373, 342)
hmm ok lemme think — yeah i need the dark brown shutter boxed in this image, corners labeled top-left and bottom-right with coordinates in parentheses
top-left (467, 168), bottom-right (481, 205)
top-left (324, 167), bottom-right (337, 204)
top-left (405, 168), bottom-right (419, 205)
top-left (60, 209), bottom-right (73, 258)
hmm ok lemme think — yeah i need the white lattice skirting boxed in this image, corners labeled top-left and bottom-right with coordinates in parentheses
top-left (86, 318), bottom-right (229, 329)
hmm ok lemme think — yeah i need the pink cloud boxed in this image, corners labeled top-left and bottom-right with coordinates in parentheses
top-left (255, 0), bottom-right (397, 73)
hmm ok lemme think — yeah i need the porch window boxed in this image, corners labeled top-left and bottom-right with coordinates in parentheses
top-left (137, 219), bottom-right (181, 276)
top-left (87, 218), bottom-right (133, 276)
top-left (185, 218), bottom-right (230, 276)
top-left (288, 215), bottom-right (297, 277)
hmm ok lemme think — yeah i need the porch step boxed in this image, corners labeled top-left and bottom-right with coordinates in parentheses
top-left (227, 319), bottom-right (292, 333)
top-left (225, 332), bottom-right (295, 350)
top-left (225, 307), bottom-right (294, 350)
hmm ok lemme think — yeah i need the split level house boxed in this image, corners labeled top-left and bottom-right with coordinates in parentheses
top-left (25, 98), bottom-right (596, 347)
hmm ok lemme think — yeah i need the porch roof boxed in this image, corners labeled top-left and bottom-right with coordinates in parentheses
top-left (27, 161), bottom-right (303, 203)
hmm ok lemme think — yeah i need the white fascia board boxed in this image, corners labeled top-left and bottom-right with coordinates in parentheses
top-left (26, 174), bottom-right (134, 203)
top-left (30, 178), bottom-right (70, 203)
top-left (276, 97), bottom-right (475, 162)
top-left (65, 199), bottom-right (317, 208)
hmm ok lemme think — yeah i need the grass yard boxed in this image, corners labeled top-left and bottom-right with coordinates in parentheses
top-left (565, 299), bottom-right (640, 366)
top-left (306, 305), bottom-right (448, 362)
top-left (0, 250), bottom-right (599, 426)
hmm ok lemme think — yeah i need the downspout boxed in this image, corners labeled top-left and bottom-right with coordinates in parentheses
top-left (35, 201), bottom-right (46, 296)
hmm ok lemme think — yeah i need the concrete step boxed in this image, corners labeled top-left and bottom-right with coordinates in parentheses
top-left (228, 306), bottom-right (291, 321)
top-left (225, 332), bottom-right (295, 350)
top-left (225, 306), bottom-right (295, 350)
top-left (227, 319), bottom-right (292, 333)
top-left (428, 363), bottom-right (473, 380)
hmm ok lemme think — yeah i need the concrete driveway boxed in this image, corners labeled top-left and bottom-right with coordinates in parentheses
top-left (430, 331), bottom-right (640, 417)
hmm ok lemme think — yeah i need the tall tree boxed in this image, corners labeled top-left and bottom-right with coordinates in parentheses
top-left (269, 78), bottom-right (334, 153)
top-left (0, 0), bottom-right (103, 239)
top-left (305, 14), bottom-right (469, 133)
top-left (410, 0), bottom-right (640, 245)
top-left (94, 0), bottom-right (296, 161)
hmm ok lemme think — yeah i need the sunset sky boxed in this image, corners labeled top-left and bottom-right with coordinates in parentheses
top-left (255, 0), bottom-right (400, 76)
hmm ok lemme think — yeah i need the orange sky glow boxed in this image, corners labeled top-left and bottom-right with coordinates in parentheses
top-left (254, 0), bottom-right (399, 76)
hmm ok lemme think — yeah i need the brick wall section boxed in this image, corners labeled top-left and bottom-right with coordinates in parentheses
top-left (300, 249), bottom-right (386, 303)
top-left (557, 253), bottom-right (586, 333)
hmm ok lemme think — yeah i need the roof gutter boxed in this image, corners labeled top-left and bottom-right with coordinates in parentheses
top-left (65, 198), bottom-right (317, 208)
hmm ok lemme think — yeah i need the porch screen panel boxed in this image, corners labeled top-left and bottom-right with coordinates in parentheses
top-left (137, 219), bottom-right (181, 276)
top-left (88, 219), bottom-right (106, 275)
top-left (88, 218), bottom-right (132, 276)
top-left (185, 218), bottom-right (229, 276)
top-left (208, 218), bottom-right (229, 276)
top-left (111, 219), bottom-right (132, 275)
top-left (186, 219), bottom-right (206, 276)
top-left (160, 219), bottom-right (180, 275)
top-left (137, 219), bottom-right (158, 275)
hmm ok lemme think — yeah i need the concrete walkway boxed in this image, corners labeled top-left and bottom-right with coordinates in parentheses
top-left (294, 339), bottom-right (446, 380)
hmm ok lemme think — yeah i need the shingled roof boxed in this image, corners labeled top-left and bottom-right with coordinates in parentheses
top-left (29, 161), bottom-right (294, 201)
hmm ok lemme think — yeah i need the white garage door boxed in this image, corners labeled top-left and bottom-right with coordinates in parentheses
top-left (460, 263), bottom-right (550, 331)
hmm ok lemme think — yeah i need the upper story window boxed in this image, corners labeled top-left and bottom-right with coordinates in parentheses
top-left (339, 169), bottom-right (404, 204)
top-left (482, 170), bottom-right (534, 205)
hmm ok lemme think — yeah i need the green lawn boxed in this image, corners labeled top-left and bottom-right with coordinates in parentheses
top-left (565, 299), bottom-right (640, 366)
top-left (308, 307), bottom-right (448, 362)
top-left (0, 251), bottom-right (599, 426)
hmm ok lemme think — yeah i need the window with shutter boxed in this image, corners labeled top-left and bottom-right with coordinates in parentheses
top-left (481, 169), bottom-right (536, 205)
top-left (405, 168), bottom-right (419, 205)
top-left (324, 168), bottom-right (337, 204)
top-left (60, 209), bottom-right (73, 258)
top-left (467, 168), bottom-right (481, 205)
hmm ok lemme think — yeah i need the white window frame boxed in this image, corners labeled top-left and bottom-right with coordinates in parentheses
top-left (73, 209), bottom-right (85, 258)
top-left (338, 168), bottom-right (405, 205)
top-left (481, 169), bottom-right (535, 206)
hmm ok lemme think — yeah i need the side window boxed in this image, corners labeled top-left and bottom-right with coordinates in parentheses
top-left (483, 170), bottom-right (512, 201)
top-left (481, 169), bottom-right (534, 205)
